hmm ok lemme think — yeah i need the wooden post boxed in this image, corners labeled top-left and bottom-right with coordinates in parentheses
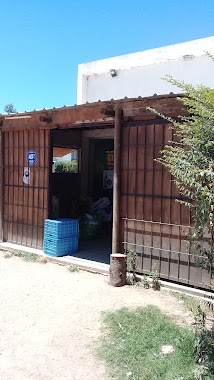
top-left (109, 253), bottom-right (127, 287)
top-left (112, 109), bottom-right (122, 254)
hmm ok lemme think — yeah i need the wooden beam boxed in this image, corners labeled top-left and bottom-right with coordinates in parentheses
top-left (0, 121), bottom-right (115, 132)
top-left (1, 95), bottom-right (183, 132)
top-left (4, 115), bottom-right (32, 120)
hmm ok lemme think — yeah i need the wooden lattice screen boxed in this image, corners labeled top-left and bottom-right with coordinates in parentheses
top-left (120, 120), bottom-right (211, 289)
top-left (3, 129), bottom-right (50, 248)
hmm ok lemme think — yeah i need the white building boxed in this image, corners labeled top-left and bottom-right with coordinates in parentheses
top-left (77, 36), bottom-right (214, 104)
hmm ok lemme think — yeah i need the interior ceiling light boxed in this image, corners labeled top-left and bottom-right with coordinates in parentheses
top-left (110, 69), bottom-right (117, 77)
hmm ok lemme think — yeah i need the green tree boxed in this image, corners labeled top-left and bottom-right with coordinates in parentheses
top-left (148, 76), bottom-right (214, 285)
top-left (4, 103), bottom-right (16, 114)
top-left (54, 160), bottom-right (78, 173)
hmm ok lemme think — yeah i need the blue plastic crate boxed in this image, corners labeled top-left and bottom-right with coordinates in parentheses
top-left (44, 236), bottom-right (78, 257)
top-left (44, 219), bottom-right (79, 239)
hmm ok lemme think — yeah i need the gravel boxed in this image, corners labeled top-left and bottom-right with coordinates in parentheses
top-left (0, 253), bottom-right (191, 380)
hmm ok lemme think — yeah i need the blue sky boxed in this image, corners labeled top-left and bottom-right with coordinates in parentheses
top-left (0, 0), bottom-right (213, 113)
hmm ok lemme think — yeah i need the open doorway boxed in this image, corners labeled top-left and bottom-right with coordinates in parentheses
top-left (50, 128), bottom-right (114, 264)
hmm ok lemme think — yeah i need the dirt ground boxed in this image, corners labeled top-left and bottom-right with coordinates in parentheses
top-left (0, 253), bottom-right (192, 380)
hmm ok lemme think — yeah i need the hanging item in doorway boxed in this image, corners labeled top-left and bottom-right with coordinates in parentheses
top-left (26, 149), bottom-right (37, 166)
top-left (23, 167), bottom-right (30, 185)
top-left (106, 150), bottom-right (114, 169)
top-left (103, 170), bottom-right (114, 189)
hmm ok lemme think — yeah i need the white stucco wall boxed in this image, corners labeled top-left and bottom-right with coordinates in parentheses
top-left (77, 36), bottom-right (214, 104)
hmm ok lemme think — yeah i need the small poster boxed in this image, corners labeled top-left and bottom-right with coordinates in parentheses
top-left (106, 150), bottom-right (114, 169)
top-left (23, 167), bottom-right (30, 185)
top-left (103, 170), bottom-right (114, 189)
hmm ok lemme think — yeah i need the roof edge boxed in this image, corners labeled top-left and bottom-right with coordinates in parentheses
top-left (0, 93), bottom-right (181, 119)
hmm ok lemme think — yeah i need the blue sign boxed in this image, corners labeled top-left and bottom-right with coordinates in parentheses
top-left (26, 150), bottom-right (37, 166)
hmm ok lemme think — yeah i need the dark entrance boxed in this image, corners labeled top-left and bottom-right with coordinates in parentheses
top-left (50, 129), bottom-right (113, 263)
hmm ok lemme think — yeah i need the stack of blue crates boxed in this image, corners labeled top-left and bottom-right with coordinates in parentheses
top-left (44, 219), bottom-right (79, 257)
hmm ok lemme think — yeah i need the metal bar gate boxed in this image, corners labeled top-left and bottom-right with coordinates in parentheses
top-left (120, 120), bottom-right (212, 289)
top-left (3, 129), bottom-right (50, 249)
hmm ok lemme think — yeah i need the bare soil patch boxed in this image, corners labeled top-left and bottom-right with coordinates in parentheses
top-left (0, 253), bottom-right (192, 380)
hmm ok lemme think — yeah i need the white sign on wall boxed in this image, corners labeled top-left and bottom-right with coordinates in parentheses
top-left (103, 170), bottom-right (114, 189)
top-left (23, 167), bottom-right (30, 185)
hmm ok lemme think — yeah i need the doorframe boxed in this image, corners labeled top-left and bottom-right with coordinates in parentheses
top-left (0, 132), bottom-right (4, 241)
top-left (48, 129), bottom-right (53, 218)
